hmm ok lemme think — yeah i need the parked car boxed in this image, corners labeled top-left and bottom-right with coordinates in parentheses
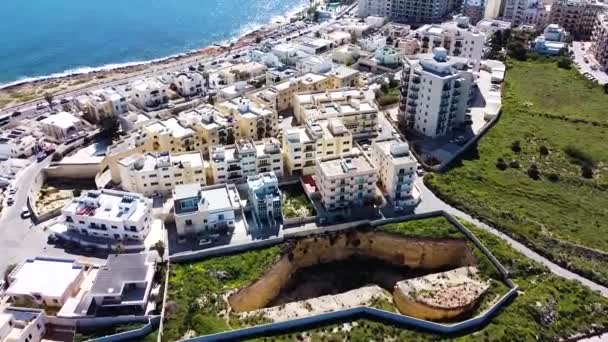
top-left (278, 115), bottom-right (283, 123)
top-left (21, 207), bottom-right (31, 219)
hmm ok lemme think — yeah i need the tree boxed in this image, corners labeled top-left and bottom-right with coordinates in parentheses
top-left (539, 145), bottom-right (549, 156)
top-left (207, 94), bottom-right (215, 106)
top-left (527, 164), bottom-right (541, 180)
top-left (152, 240), bottom-right (166, 261)
top-left (557, 56), bottom-right (572, 69)
top-left (511, 141), bottom-right (522, 153)
top-left (44, 93), bottom-right (54, 107)
top-left (507, 41), bottom-right (528, 61)
top-left (255, 36), bottom-right (262, 44)
top-left (603, 83), bottom-right (608, 94)
top-left (98, 116), bottom-right (121, 141)
top-left (496, 158), bottom-right (508, 170)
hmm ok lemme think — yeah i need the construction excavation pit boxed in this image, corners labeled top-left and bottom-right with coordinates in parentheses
top-left (228, 230), bottom-right (492, 323)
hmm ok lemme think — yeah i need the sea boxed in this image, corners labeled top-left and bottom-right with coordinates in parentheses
top-left (0, 0), bottom-right (307, 86)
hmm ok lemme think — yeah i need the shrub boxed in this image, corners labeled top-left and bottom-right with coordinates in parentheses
top-left (546, 172), bottom-right (560, 182)
top-left (377, 94), bottom-right (399, 107)
top-left (511, 141), bottom-right (522, 153)
top-left (527, 164), bottom-right (541, 180)
top-left (51, 152), bottom-right (63, 162)
top-left (496, 158), bottom-right (508, 170)
top-left (563, 144), bottom-right (597, 167)
top-left (509, 160), bottom-right (521, 168)
top-left (581, 164), bottom-right (594, 179)
top-left (557, 56), bottom-right (572, 69)
top-left (539, 145), bottom-right (549, 156)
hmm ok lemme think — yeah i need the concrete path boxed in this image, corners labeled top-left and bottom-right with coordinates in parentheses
top-left (413, 178), bottom-right (608, 297)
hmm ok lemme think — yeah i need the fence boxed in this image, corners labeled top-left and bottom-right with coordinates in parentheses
top-left (167, 211), bottom-right (518, 342)
top-left (81, 316), bottom-right (161, 342)
top-left (169, 236), bottom-right (283, 263)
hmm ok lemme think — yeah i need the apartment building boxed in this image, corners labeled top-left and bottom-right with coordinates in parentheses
top-left (75, 87), bottom-right (128, 123)
top-left (315, 154), bottom-right (378, 211)
top-left (293, 88), bottom-right (379, 138)
top-left (549, 0), bottom-right (607, 39)
top-left (283, 118), bottom-right (353, 175)
top-left (173, 183), bottom-right (239, 235)
top-left (370, 139), bottom-right (420, 209)
top-left (331, 44), bottom-right (361, 64)
top-left (463, 0), bottom-right (485, 24)
top-left (209, 138), bottom-right (283, 184)
top-left (534, 24), bottom-right (568, 55)
top-left (382, 23), bottom-right (412, 39)
top-left (0, 308), bottom-right (47, 342)
top-left (399, 48), bottom-right (474, 137)
top-left (591, 13), bottom-right (608, 69)
top-left (216, 97), bottom-right (278, 141)
top-left (328, 66), bottom-right (360, 88)
top-left (0, 127), bottom-right (41, 158)
top-left (61, 189), bottom-right (153, 242)
top-left (297, 36), bottom-right (335, 55)
top-left (358, 0), bottom-right (451, 24)
top-left (476, 19), bottom-right (513, 37)
top-left (247, 172), bottom-right (282, 224)
top-left (39, 111), bottom-right (82, 143)
top-left (266, 67), bottom-right (297, 85)
top-left (218, 62), bottom-right (267, 84)
top-left (130, 78), bottom-right (169, 110)
top-left (118, 151), bottom-right (206, 196)
top-left (4, 257), bottom-right (85, 307)
top-left (502, 0), bottom-right (531, 26)
top-left (178, 104), bottom-right (241, 151)
top-left (360, 35), bottom-right (387, 52)
top-left (247, 73), bottom-right (332, 112)
top-left (415, 16), bottom-right (486, 70)
top-left (174, 71), bottom-right (206, 97)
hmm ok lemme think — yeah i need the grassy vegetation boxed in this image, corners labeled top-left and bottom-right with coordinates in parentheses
top-left (281, 184), bottom-right (315, 218)
top-left (245, 218), bottom-right (608, 342)
top-left (426, 59), bottom-right (608, 285)
top-left (74, 323), bottom-right (146, 342)
top-left (162, 246), bottom-right (282, 341)
top-left (379, 216), bottom-right (462, 239)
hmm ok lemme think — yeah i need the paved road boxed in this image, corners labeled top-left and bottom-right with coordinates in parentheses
top-left (413, 178), bottom-right (608, 297)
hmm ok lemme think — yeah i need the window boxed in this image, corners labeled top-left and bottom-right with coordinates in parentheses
top-left (186, 219), bottom-right (192, 225)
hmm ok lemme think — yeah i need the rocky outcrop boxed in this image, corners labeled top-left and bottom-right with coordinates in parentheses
top-left (228, 231), bottom-right (476, 313)
top-left (393, 267), bottom-right (489, 321)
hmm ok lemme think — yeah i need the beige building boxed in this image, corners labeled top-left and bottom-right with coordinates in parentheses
top-left (218, 62), bottom-right (267, 84)
top-left (39, 111), bottom-right (82, 143)
top-left (293, 88), bottom-right (379, 138)
top-left (216, 97), bottom-right (278, 140)
top-left (370, 139), bottom-right (420, 209)
top-left (0, 308), bottom-right (47, 342)
top-left (247, 73), bottom-right (332, 112)
top-left (591, 13), bottom-right (608, 69)
top-left (283, 118), bottom-right (353, 175)
top-left (315, 154), bottom-right (378, 211)
top-left (118, 151), bottom-right (207, 196)
top-left (549, 0), bottom-right (607, 39)
top-left (209, 138), bottom-right (283, 184)
top-left (327, 66), bottom-right (361, 88)
top-left (178, 104), bottom-right (242, 152)
top-left (75, 87), bottom-right (128, 123)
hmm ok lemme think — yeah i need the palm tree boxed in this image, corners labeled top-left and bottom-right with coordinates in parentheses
top-left (44, 93), bottom-right (54, 107)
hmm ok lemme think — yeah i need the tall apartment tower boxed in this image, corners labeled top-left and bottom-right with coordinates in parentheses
top-left (358, 0), bottom-right (451, 24)
top-left (399, 48), bottom-right (474, 138)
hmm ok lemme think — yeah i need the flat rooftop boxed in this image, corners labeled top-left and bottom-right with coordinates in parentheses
top-left (89, 252), bottom-right (156, 299)
top-left (318, 154), bottom-right (375, 177)
top-left (5, 257), bottom-right (83, 298)
top-left (63, 190), bottom-right (150, 223)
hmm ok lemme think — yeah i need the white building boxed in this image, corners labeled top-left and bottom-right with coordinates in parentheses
top-left (209, 138), bottom-right (283, 184)
top-left (315, 154), bottom-right (378, 211)
top-left (476, 19), bottom-right (513, 37)
top-left (271, 43), bottom-right (301, 65)
top-left (331, 44), bottom-right (361, 64)
top-left (39, 111), bottom-right (82, 143)
top-left (415, 16), bottom-right (486, 70)
top-left (399, 48), bottom-right (474, 138)
top-left (266, 67), bottom-right (297, 85)
top-left (322, 30), bottom-right (352, 45)
top-left (373, 46), bottom-right (401, 66)
top-left (173, 183), bottom-right (239, 236)
top-left (218, 62), bottom-right (267, 84)
top-left (250, 49), bottom-right (282, 68)
top-left (247, 172), bottom-right (282, 224)
top-left (370, 139), bottom-right (420, 209)
top-left (297, 36), bottom-right (335, 55)
top-left (360, 35), bottom-right (387, 52)
top-left (283, 118), bottom-right (353, 175)
top-left (296, 55), bottom-right (333, 74)
top-left (293, 88), bottom-right (379, 138)
top-left (0, 127), bottom-right (41, 158)
top-left (75, 87), bottom-right (128, 123)
top-left (174, 71), bottom-right (206, 98)
top-left (0, 308), bottom-right (47, 342)
top-left (118, 151), bottom-right (206, 196)
top-left (130, 78), bottom-right (169, 110)
top-left (4, 257), bottom-right (85, 307)
top-left (61, 189), bottom-right (153, 242)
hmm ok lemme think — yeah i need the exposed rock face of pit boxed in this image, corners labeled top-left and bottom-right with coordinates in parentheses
top-left (393, 267), bottom-right (490, 321)
top-left (228, 231), bottom-right (476, 314)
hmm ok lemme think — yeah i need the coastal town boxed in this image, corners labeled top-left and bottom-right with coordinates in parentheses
top-left (1, 0), bottom-right (608, 341)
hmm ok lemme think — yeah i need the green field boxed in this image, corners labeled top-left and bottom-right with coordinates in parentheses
top-left (426, 59), bottom-right (608, 285)
top-left (162, 216), bottom-right (608, 341)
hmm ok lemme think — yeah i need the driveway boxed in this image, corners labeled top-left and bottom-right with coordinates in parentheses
top-left (572, 41), bottom-right (608, 85)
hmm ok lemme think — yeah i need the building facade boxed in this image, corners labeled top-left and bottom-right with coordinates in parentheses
top-left (247, 172), bottom-right (282, 225)
top-left (0, 308), bottom-right (47, 342)
top-left (283, 118), bottom-right (353, 175)
top-left (399, 48), bottom-right (474, 137)
top-left (75, 88), bottom-right (128, 123)
top-left (358, 0), bottom-right (451, 25)
top-left (118, 151), bottom-right (206, 196)
top-left (315, 154), bottom-right (378, 211)
top-left (370, 139), bottom-right (420, 209)
top-left (217, 97), bottom-right (278, 141)
top-left (549, 0), bottom-right (607, 39)
top-left (173, 183), bottom-right (239, 236)
top-left (591, 13), bottom-right (608, 69)
top-left (39, 111), bottom-right (82, 143)
top-left (130, 78), bottom-right (169, 110)
top-left (61, 189), bottom-right (153, 242)
top-left (209, 138), bottom-right (283, 184)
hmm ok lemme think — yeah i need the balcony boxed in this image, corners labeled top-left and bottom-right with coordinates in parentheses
top-left (408, 93), bottom-right (419, 100)
top-left (407, 108), bottom-right (416, 115)
top-left (412, 77), bottom-right (421, 84)
top-left (407, 101), bottom-right (418, 107)
top-left (453, 90), bottom-right (461, 97)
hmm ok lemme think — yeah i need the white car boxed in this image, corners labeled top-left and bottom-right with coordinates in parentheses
top-left (278, 115), bottom-right (283, 123)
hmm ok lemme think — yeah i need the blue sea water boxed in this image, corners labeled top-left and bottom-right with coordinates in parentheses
top-left (0, 0), bottom-right (306, 85)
